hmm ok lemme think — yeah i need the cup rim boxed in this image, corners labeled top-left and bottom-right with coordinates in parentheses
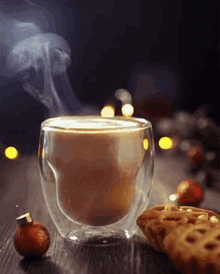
top-left (41, 115), bottom-right (152, 133)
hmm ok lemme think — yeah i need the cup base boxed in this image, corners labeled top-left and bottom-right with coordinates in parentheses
top-left (65, 228), bottom-right (134, 246)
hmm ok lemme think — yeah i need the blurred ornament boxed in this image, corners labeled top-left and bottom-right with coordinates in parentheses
top-left (186, 145), bottom-right (204, 166)
top-left (175, 179), bottom-right (204, 207)
top-left (154, 105), bottom-right (220, 193)
top-left (14, 207), bottom-right (50, 257)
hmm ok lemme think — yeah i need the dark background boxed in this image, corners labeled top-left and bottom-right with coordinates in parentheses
top-left (35, 0), bottom-right (219, 118)
top-left (66, 1), bottom-right (219, 113)
top-left (0, 0), bottom-right (219, 153)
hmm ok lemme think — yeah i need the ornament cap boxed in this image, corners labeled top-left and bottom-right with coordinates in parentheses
top-left (16, 213), bottom-right (33, 226)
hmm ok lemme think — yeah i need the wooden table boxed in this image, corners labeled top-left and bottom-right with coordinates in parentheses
top-left (0, 152), bottom-right (218, 273)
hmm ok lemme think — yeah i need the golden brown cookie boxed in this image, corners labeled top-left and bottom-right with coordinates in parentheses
top-left (136, 205), bottom-right (220, 251)
top-left (163, 223), bottom-right (220, 274)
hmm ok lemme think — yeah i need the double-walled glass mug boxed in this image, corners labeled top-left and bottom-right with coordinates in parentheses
top-left (39, 116), bottom-right (154, 245)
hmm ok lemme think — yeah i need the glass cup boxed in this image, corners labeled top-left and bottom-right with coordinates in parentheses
top-left (39, 116), bottom-right (154, 245)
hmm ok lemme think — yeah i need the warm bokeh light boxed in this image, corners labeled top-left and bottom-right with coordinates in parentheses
top-left (210, 216), bottom-right (219, 223)
top-left (198, 214), bottom-right (207, 220)
top-left (42, 148), bottom-right (45, 158)
top-left (121, 103), bottom-right (134, 117)
top-left (169, 193), bottom-right (178, 201)
top-left (4, 146), bottom-right (19, 160)
top-left (158, 137), bottom-right (173, 149)
top-left (177, 181), bottom-right (189, 192)
top-left (164, 205), bottom-right (172, 211)
top-left (143, 138), bottom-right (148, 150)
top-left (115, 89), bottom-right (132, 103)
top-left (101, 105), bottom-right (115, 117)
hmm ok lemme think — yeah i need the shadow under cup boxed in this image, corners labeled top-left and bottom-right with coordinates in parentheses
top-left (39, 116), bottom-right (154, 245)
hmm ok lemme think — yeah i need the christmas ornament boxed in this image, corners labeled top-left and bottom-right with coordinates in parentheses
top-left (14, 209), bottom-right (50, 257)
top-left (175, 179), bottom-right (204, 207)
top-left (155, 106), bottom-right (220, 207)
top-left (186, 145), bottom-right (204, 166)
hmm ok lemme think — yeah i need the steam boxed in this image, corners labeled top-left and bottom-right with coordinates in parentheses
top-left (7, 33), bottom-right (81, 116)
top-left (0, 3), bottom-right (83, 117)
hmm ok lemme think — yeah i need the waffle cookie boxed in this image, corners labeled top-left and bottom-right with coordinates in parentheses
top-left (163, 223), bottom-right (220, 274)
top-left (136, 204), bottom-right (220, 251)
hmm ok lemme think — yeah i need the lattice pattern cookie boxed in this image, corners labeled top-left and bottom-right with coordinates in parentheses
top-left (164, 224), bottom-right (220, 273)
top-left (137, 205), bottom-right (220, 251)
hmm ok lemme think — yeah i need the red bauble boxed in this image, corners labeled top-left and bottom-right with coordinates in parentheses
top-left (186, 145), bottom-right (204, 165)
top-left (14, 213), bottom-right (50, 257)
top-left (176, 179), bottom-right (204, 207)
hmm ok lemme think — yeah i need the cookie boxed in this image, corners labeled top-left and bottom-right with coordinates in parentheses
top-left (164, 223), bottom-right (220, 273)
top-left (136, 205), bottom-right (220, 251)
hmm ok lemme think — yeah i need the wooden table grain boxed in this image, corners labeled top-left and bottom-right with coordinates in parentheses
top-left (0, 152), bottom-right (218, 273)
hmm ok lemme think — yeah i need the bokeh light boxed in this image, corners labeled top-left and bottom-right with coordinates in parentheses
top-left (115, 89), bottom-right (132, 103)
top-left (101, 105), bottom-right (115, 117)
top-left (210, 216), bottom-right (219, 223)
top-left (158, 137), bottom-right (173, 149)
top-left (177, 180), bottom-right (189, 192)
top-left (121, 103), bottom-right (134, 117)
top-left (169, 193), bottom-right (178, 201)
top-left (4, 146), bottom-right (19, 160)
top-left (143, 138), bottom-right (148, 150)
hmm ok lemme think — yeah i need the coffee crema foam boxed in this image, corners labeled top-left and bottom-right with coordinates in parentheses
top-left (42, 116), bottom-right (150, 132)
